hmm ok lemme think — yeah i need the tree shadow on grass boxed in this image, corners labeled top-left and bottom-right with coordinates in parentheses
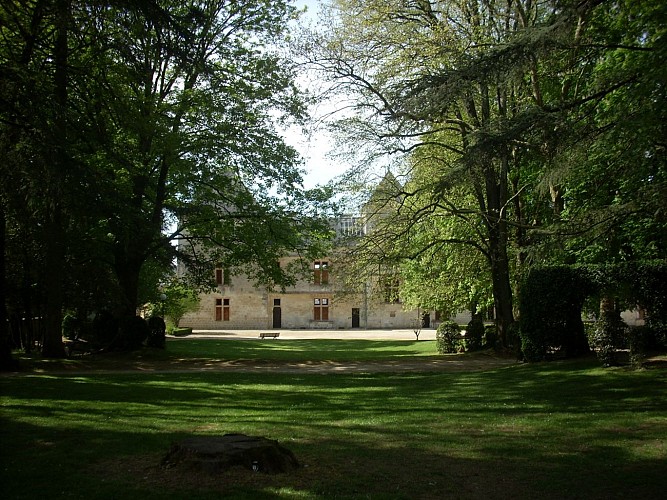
top-left (2, 364), bottom-right (666, 498)
top-left (32, 428), bottom-right (667, 500)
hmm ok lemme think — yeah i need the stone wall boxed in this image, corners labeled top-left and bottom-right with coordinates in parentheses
top-left (179, 256), bottom-right (463, 330)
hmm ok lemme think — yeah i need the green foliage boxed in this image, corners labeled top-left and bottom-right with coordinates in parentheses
top-left (628, 326), bottom-right (651, 370)
top-left (592, 310), bottom-right (627, 367)
top-left (465, 316), bottom-right (485, 352)
top-left (519, 266), bottom-right (594, 361)
top-left (436, 320), bottom-right (462, 354)
top-left (158, 280), bottom-right (200, 328)
top-left (0, 0), bottom-right (333, 348)
top-left (308, 0), bottom-right (666, 350)
top-left (521, 261), bottom-right (667, 364)
top-left (587, 262), bottom-right (667, 363)
top-left (116, 316), bottom-right (149, 351)
top-left (61, 313), bottom-right (79, 341)
top-left (92, 311), bottom-right (119, 347)
top-left (646, 320), bottom-right (667, 351)
top-left (146, 316), bottom-right (166, 349)
top-left (483, 324), bottom-right (498, 350)
top-left (585, 262), bottom-right (667, 319)
top-left (520, 330), bottom-right (546, 363)
top-left (546, 0), bottom-right (667, 270)
top-left (169, 327), bottom-right (192, 337)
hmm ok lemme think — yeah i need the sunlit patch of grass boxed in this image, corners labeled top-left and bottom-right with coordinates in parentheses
top-left (166, 338), bottom-right (441, 362)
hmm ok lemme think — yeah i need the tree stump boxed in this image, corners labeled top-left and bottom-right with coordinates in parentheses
top-left (161, 434), bottom-right (299, 475)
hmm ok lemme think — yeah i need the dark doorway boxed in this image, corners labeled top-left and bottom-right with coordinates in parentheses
top-left (352, 308), bottom-right (360, 328)
top-left (421, 312), bottom-right (430, 328)
top-left (272, 299), bottom-right (281, 328)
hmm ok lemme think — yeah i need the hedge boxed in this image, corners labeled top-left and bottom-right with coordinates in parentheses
top-left (519, 261), bottom-right (667, 363)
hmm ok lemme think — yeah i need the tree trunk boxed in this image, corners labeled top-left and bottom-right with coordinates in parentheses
top-left (41, 0), bottom-right (70, 358)
top-left (485, 152), bottom-right (515, 348)
top-left (563, 301), bottom-right (590, 357)
top-left (114, 254), bottom-right (143, 319)
top-left (0, 207), bottom-right (19, 370)
top-left (489, 236), bottom-right (515, 348)
top-left (42, 211), bottom-right (66, 358)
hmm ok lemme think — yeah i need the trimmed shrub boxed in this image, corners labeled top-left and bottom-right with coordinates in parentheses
top-left (147, 316), bottom-right (166, 349)
top-left (521, 327), bottom-right (545, 363)
top-left (645, 318), bottom-right (667, 350)
top-left (483, 324), bottom-right (498, 349)
top-left (117, 316), bottom-right (150, 351)
top-left (519, 266), bottom-right (595, 361)
top-left (436, 320), bottom-right (462, 354)
top-left (592, 310), bottom-right (627, 367)
top-left (519, 261), bottom-right (667, 365)
top-left (61, 313), bottom-right (79, 340)
top-left (506, 321), bottom-right (520, 352)
top-left (465, 316), bottom-right (484, 351)
top-left (171, 327), bottom-right (193, 337)
top-left (628, 325), bottom-right (651, 369)
top-left (584, 322), bottom-right (596, 345)
top-left (92, 311), bottom-right (119, 347)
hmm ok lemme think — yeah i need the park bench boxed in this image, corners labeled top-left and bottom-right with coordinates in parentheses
top-left (259, 332), bottom-right (280, 339)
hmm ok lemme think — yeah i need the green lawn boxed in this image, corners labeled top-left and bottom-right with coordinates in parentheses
top-left (1, 340), bottom-right (666, 499)
top-left (10, 338), bottom-right (442, 372)
top-left (166, 338), bottom-right (440, 361)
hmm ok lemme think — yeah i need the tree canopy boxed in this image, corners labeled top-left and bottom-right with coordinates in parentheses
top-left (303, 0), bottom-right (666, 347)
top-left (1, 0), bottom-right (334, 362)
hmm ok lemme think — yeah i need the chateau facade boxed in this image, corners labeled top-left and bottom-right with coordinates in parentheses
top-left (178, 214), bottom-right (470, 331)
top-left (179, 256), bottom-right (431, 331)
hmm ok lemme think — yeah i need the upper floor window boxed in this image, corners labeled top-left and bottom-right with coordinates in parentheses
top-left (381, 275), bottom-right (401, 304)
top-left (215, 266), bottom-right (231, 286)
top-left (314, 261), bottom-right (329, 285)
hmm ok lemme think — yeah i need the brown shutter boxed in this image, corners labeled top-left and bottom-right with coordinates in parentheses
top-left (314, 261), bottom-right (321, 285)
top-left (215, 299), bottom-right (222, 321)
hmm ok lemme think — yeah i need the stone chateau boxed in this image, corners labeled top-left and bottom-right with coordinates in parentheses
top-left (179, 173), bottom-right (472, 331)
top-left (178, 214), bottom-right (464, 331)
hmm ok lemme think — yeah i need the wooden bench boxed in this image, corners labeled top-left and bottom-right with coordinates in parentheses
top-left (259, 332), bottom-right (280, 339)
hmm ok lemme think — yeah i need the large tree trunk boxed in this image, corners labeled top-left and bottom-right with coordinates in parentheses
top-left (0, 208), bottom-right (19, 370)
top-left (489, 230), bottom-right (515, 348)
top-left (41, 0), bottom-right (70, 358)
top-left (42, 210), bottom-right (66, 358)
top-left (114, 252), bottom-right (143, 318)
top-left (485, 149), bottom-right (515, 348)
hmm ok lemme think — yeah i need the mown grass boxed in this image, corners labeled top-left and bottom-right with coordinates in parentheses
top-left (166, 338), bottom-right (440, 361)
top-left (1, 340), bottom-right (666, 499)
top-left (13, 338), bottom-right (442, 372)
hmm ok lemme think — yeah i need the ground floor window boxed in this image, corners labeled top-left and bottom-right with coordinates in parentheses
top-left (215, 298), bottom-right (230, 321)
top-left (313, 297), bottom-right (329, 321)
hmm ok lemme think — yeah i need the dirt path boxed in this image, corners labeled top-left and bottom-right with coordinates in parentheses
top-left (6, 351), bottom-right (518, 376)
top-left (3, 330), bottom-right (523, 376)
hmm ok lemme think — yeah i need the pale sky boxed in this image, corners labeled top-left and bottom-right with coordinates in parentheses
top-left (287, 0), bottom-right (348, 189)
